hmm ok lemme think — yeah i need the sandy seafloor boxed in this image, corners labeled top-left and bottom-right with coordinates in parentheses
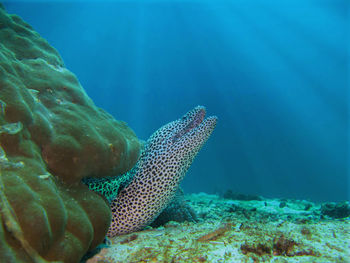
top-left (87, 193), bottom-right (350, 263)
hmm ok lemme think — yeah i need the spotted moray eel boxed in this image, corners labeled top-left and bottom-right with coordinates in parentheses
top-left (85, 106), bottom-right (217, 237)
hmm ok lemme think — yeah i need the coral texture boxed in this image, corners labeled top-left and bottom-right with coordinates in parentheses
top-left (0, 4), bottom-right (140, 262)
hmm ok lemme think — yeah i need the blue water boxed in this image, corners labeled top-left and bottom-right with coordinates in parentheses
top-left (4, 0), bottom-right (348, 202)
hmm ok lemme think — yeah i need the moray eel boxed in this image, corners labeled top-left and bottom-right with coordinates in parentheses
top-left (85, 106), bottom-right (217, 237)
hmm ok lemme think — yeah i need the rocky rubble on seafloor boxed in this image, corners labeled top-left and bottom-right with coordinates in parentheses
top-left (87, 192), bottom-right (350, 263)
top-left (0, 4), bottom-right (140, 262)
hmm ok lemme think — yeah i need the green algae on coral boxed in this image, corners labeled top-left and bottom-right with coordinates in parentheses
top-left (0, 121), bottom-right (23, 135)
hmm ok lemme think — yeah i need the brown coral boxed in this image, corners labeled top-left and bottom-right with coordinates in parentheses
top-left (0, 4), bottom-right (140, 262)
top-left (273, 235), bottom-right (297, 256)
top-left (240, 242), bottom-right (272, 256)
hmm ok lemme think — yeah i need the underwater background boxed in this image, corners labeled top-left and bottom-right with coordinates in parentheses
top-left (4, 0), bottom-right (348, 203)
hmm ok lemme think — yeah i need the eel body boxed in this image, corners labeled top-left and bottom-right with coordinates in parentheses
top-left (107, 106), bottom-right (217, 236)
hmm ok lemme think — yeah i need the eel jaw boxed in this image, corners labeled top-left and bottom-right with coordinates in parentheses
top-left (172, 106), bottom-right (217, 146)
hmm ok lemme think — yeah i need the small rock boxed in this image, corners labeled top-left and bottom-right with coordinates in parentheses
top-left (321, 202), bottom-right (350, 219)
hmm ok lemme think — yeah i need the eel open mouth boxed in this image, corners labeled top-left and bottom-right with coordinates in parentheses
top-left (173, 106), bottom-right (217, 142)
top-left (183, 106), bottom-right (206, 133)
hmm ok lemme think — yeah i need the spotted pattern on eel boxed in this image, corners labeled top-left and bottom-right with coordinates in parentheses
top-left (86, 106), bottom-right (217, 237)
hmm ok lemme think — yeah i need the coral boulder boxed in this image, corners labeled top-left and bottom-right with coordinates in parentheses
top-left (0, 4), bottom-right (140, 262)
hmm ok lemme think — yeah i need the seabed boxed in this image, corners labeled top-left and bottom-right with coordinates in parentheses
top-left (87, 193), bottom-right (350, 263)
